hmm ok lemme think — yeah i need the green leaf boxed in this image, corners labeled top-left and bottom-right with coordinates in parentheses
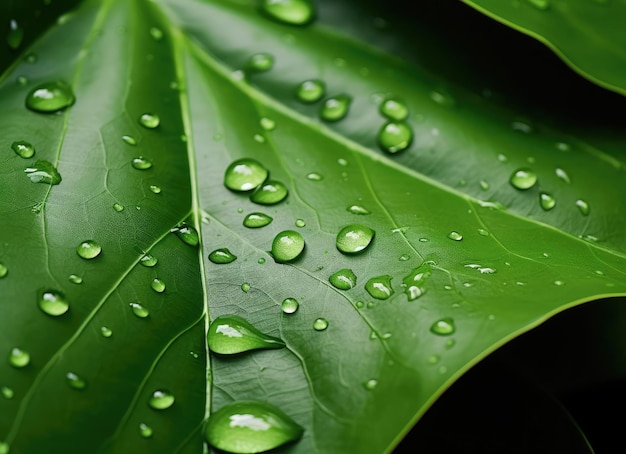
top-left (1, 0), bottom-right (625, 453)
top-left (461, 0), bottom-right (626, 96)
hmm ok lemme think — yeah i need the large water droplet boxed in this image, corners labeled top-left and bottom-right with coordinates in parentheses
top-left (25, 81), bottom-right (75, 113)
top-left (139, 423), bottom-right (153, 438)
top-left (207, 315), bottom-right (285, 354)
top-left (149, 390), bottom-right (175, 410)
top-left (151, 277), bottom-right (166, 293)
top-left (250, 180), bottom-right (288, 205)
top-left (402, 263), bottom-right (431, 301)
top-left (509, 168), bottom-right (537, 190)
top-left (139, 113), bottom-right (160, 129)
top-left (335, 224), bottom-right (375, 254)
top-left (576, 199), bottom-right (590, 216)
top-left (243, 212), bottom-right (273, 228)
top-left (378, 122), bottom-right (412, 154)
top-left (24, 160), bottom-right (62, 184)
top-left (171, 222), bottom-right (199, 247)
top-left (205, 400), bottom-right (304, 453)
top-left (224, 158), bottom-right (269, 192)
top-left (9, 347), bottom-right (30, 368)
top-left (209, 248), bottom-right (237, 264)
top-left (365, 275), bottom-right (394, 300)
top-left (379, 97), bottom-right (408, 121)
top-left (130, 302), bottom-right (149, 318)
top-left (313, 318), bottom-right (329, 331)
top-left (38, 289), bottom-right (69, 316)
top-left (131, 156), bottom-right (153, 170)
top-left (296, 79), bottom-right (325, 103)
top-left (281, 298), bottom-right (299, 314)
top-left (271, 230), bottom-right (305, 263)
top-left (260, 0), bottom-right (315, 25)
top-left (246, 53), bottom-right (274, 72)
top-left (11, 141), bottom-right (35, 159)
top-left (66, 372), bottom-right (87, 390)
top-left (320, 95), bottom-right (351, 122)
top-left (539, 192), bottom-right (556, 211)
top-left (0, 263), bottom-right (8, 279)
top-left (76, 240), bottom-right (101, 260)
top-left (430, 318), bottom-right (455, 335)
top-left (140, 253), bottom-right (158, 267)
top-left (328, 268), bottom-right (357, 290)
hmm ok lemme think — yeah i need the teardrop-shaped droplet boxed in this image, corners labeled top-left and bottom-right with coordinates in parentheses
top-left (140, 253), bottom-right (158, 267)
top-left (9, 347), bottom-right (30, 368)
top-left (259, 117), bottom-right (276, 131)
top-left (171, 222), bottom-right (199, 247)
top-left (66, 371), bottom-right (87, 390)
top-left (448, 231), bottom-right (463, 241)
top-left (205, 400), bottom-right (304, 453)
top-left (336, 224), bottom-right (375, 254)
top-left (209, 248), bottom-right (237, 264)
top-left (555, 168), bottom-right (570, 184)
top-left (347, 205), bottom-right (370, 215)
top-left (24, 160), bottom-right (62, 185)
top-left (260, 0), bottom-right (315, 25)
top-left (365, 275), bottom-right (394, 300)
top-left (271, 230), bottom-right (305, 263)
top-left (0, 263), bottom-right (8, 279)
top-left (379, 97), bottom-right (408, 121)
top-left (76, 240), bottom-right (101, 260)
top-left (139, 423), bottom-right (153, 438)
top-left (576, 199), bottom-right (590, 216)
top-left (430, 318), bottom-right (455, 336)
top-left (306, 172), bottom-right (323, 181)
top-left (207, 315), bottom-right (285, 354)
top-left (7, 20), bottom-right (24, 50)
top-left (149, 390), bottom-right (175, 410)
top-left (296, 79), bottom-right (325, 103)
top-left (38, 289), bottom-right (69, 316)
top-left (243, 212), bottom-right (273, 228)
top-left (320, 95), bottom-right (351, 122)
top-left (539, 192), bottom-right (556, 211)
top-left (139, 113), bottom-right (160, 129)
top-left (247, 53), bottom-right (274, 72)
top-left (129, 302), bottom-right (149, 318)
top-left (151, 278), bottom-right (166, 293)
top-left (509, 168), bottom-right (537, 190)
top-left (402, 263), bottom-right (431, 301)
top-left (250, 180), bottom-right (288, 205)
top-left (281, 298), bottom-right (299, 314)
top-left (224, 158), bottom-right (269, 192)
top-left (100, 326), bottom-right (113, 338)
top-left (378, 121), bottom-right (413, 154)
top-left (11, 141), bottom-right (35, 159)
top-left (313, 318), bottom-right (328, 331)
top-left (131, 156), bottom-right (153, 170)
top-left (329, 268), bottom-right (357, 290)
top-left (68, 274), bottom-right (83, 284)
top-left (121, 135), bottom-right (137, 146)
top-left (25, 81), bottom-right (75, 113)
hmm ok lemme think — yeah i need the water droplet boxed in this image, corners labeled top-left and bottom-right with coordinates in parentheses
top-left (101, 326), bottom-right (113, 338)
top-left (430, 318), bottom-right (455, 335)
top-left (1, 386), bottom-right (14, 400)
top-left (209, 248), bottom-right (237, 264)
top-left (335, 224), bottom-right (375, 254)
top-left (66, 372), bottom-right (87, 390)
top-left (539, 192), bottom-right (556, 211)
top-left (294, 219), bottom-right (306, 228)
top-left (365, 275), bottom-right (393, 300)
top-left (477, 228), bottom-right (489, 237)
top-left (402, 263), bottom-right (431, 301)
top-left (6, 20), bottom-right (24, 49)
top-left (151, 277), bottom-right (166, 293)
top-left (296, 79), bottom-right (325, 103)
top-left (205, 400), bottom-right (304, 453)
top-left (171, 222), bottom-right (199, 247)
top-left (38, 289), bottom-right (69, 316)
top-left (347, 205), bottom-right (370, 215)
top-left (16, 75), bottom-right (28, 85)
top-left (149, 27), bottom-right (163, 40)
top-left (271, 230), bottom-right (305, 263)
top-left (247, 53), bottom-right (274, 72)
top-left (241, 282), bottom-right (251, 293)
top-left (207, 315), bottom-right (285, 354)
top-left (281, 298), bottom-right (299, 314)
top-left (0, 443), bottom-right (8, 454)
top-left (121, 135), bottom-right (137, 146)
top-left (509, 168), bottom-right (537, 190)
top-left (130, 302), bottom-right (149, 318)
top-left (306, 172), bottom-right (323, 181)
top-left (258, 257), bottom-right (266, 264)
top-left (378, 122), bottom-right (413, 154)
top-left (429, 89), bottom-right (455, 106)
top-left (25, 52), bottom-right (37, 63)
top-left (131, 156), bottom-right (153, 170)
top-left (555, 168), bottom-right (570, 183)
top-left (149, 390), bottom-right (175, 410)
top-left (511, 120), bottom-right (532, 133)
top-left (363, 379), bottom-right (378, 390)
top-left (0, 263), bottom-right (8, 279)
top-left (25, 81), bottom-right (75, 113)
top-left (554, 280), bottom-right (565, 286)
top-left (224, 158), bottom-right (269, 192)
top-left (24, 160), bottom-right (62, 184)
top-left (140, 253), bottom-right (158, 267)
top-left (259, 117), bottom-right (276, 131)
top-left (76, 240), bottom-right (101, 260)
top-left (528, 0), bottom-right (549, 10)
top-left (313, 318), bottom-right (328, 331)
top-left (447, 231), bottom-right (463, 241)
top-left (379, 97), bottom-right (408, 121)
top-left (11, 141), bottom-right (35, 159)
top-left (320, 95), bottom-right (351, 122)
top-left (479, 180), bottom-right (490, 191)
top-left (576, 199), bottom-right (590, 215)
top-left (149, 185), bottom-right (161, 194)
top-left (139, 113), bottom-right (160, 129)
top-left (260, 0), bottom-right (315, 25)
top-left (9, 347), bottom-right (30, 368)
top-left (243, 212), bottom-right (273, 228)
top-left (250, 180), bottom-right (288, 205)
top-left (137, 422), bottom-right (153, 438)
top-left (113, 203), bottom-right (124, 212)
top-left (67, 274), bottom-right (82, 284)
top-left (253, 133), bottom-right (265, 143)
top-left (329, 268), bottom-right (357, 290)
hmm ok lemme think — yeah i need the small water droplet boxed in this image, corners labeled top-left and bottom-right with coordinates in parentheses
top-left (313, 317), bottom-right (328, 331)
top-left (6, 19), bottom-right (24, 50)
top-left (250, 180), bottom-right (289, 205)
top-left (281, 298), bottom-right (299, 314)
top-left (0, 263), bottom-right (8, 279)
top-left (76, 240), bottom-right (102, 260)
top-left (402, 263), bottom-right (431, 301)
top-left (139, 113), bottom-right (160, 129)
top-left (430, 318), bottom-right (455, 335)
top-left (25, 52), bottom-right (37, 63)
top-left (131, 156), bottom-right (153, 170)
top-left (320, 95), bottom-right (351, 122)
top-left (101, 326), bottom-right (113, 338)
top-left (539, 192), bottom-right (556, 211)
top-left (259, 117), bottom-right (276, 131)
top-left (113, 203), bottom-right (124, 212)
top-left (139, 423), bottom-right (153, 438)
top-left (553, 280), bottom-right (565, 286)
top-left (580, 234), bottom-right (599, 243)
top-left (243, 212), bottom-right (273, 228)
top-left (477, 228), bottom-right (489, 236)
top-left (9, 347), bottom-right (30, 368)
top-left (224, 158), bottom-right (269, 192)
top-left (363, 379), bottom-right (378, 390)
top-left (378, 121), bottom-right (413, 154)
top-left (497, 153), bottom-right (508, 162)
top-left (510, 168), bottom-right (537, 190)
top-left (528, 0), bottom-right (550, 9)
top-left (258, 257), bottom-right (266, 264)
top-left (576, 199), bottom-right (590, 215)
top-left (511, 120), bottom-right (532, 133)
top-left (16, 75), bottom-right (28, 85)
top-left (365, 275), bottom-right (394, 300)
top-left (209, 248), bottom-right (237, 264)
top-left (171, 222), bottom-right (199, 247)
top-left (336, 224), bottom-right (375, 254)
top-left (149, 390), bottom-right (175, 410)
top-left (38, 289), bottom-right (69, 316)
top-left (447, 231), bottom-right (463, 241)
top-left (1, 386), bottom-right (14, 400)
top-left (429, 89), bottom-right (455, 107)
top-left (149, 185), bottom-right (161, 194)
top-left (121, 135), bottom-right (137, 146)
top-left (140, 253), bottom-right (158, 267)
top-left (68, 274), bottom-right (83, 284)
top-left (11, 141), bottom-right (35, 159)
top-left (296, 79), bottom-right (325, 103)
top-left (379, 97), bottom-right (408, 121)
top-left (241, 282), bottom-right (251, 293)
top-left (204, 400), bottom-right (304, 453)
top-left (151, 277), bottom-right (166, 293)
top-left (399, 253), bottom-right (410, 261)
top-left (260, 0), bottom-right (315, 25)
top-left (479, 180), bottom-right (490, 191)
top-left (329, 268), bottom-right (357, 290)
top-left (24, 160), bottom-right (62, 184)
top-left (271, 230), bottom-right (305, 263)
top-left (66, 372), bottom-right (87, 390)
top-left (25, 81), bottom-right (75, 113)
top-left (149, 26), bottom-right (163, 40)
top-left (306, 172), bottom-right (323, 181)
top-left (207, 315), bottom-right (285, 354)
top-left (555, 168), bottom-right (570, 183)
top-left (129, 302), bottom-right (149, 318)
top-left (247, 53), bottom-right (274, 72)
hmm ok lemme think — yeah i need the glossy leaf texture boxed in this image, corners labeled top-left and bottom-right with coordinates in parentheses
top-left (461, 0), bottom-right (626, 96)
top-left (0, 0), bottom-right (625, 454)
